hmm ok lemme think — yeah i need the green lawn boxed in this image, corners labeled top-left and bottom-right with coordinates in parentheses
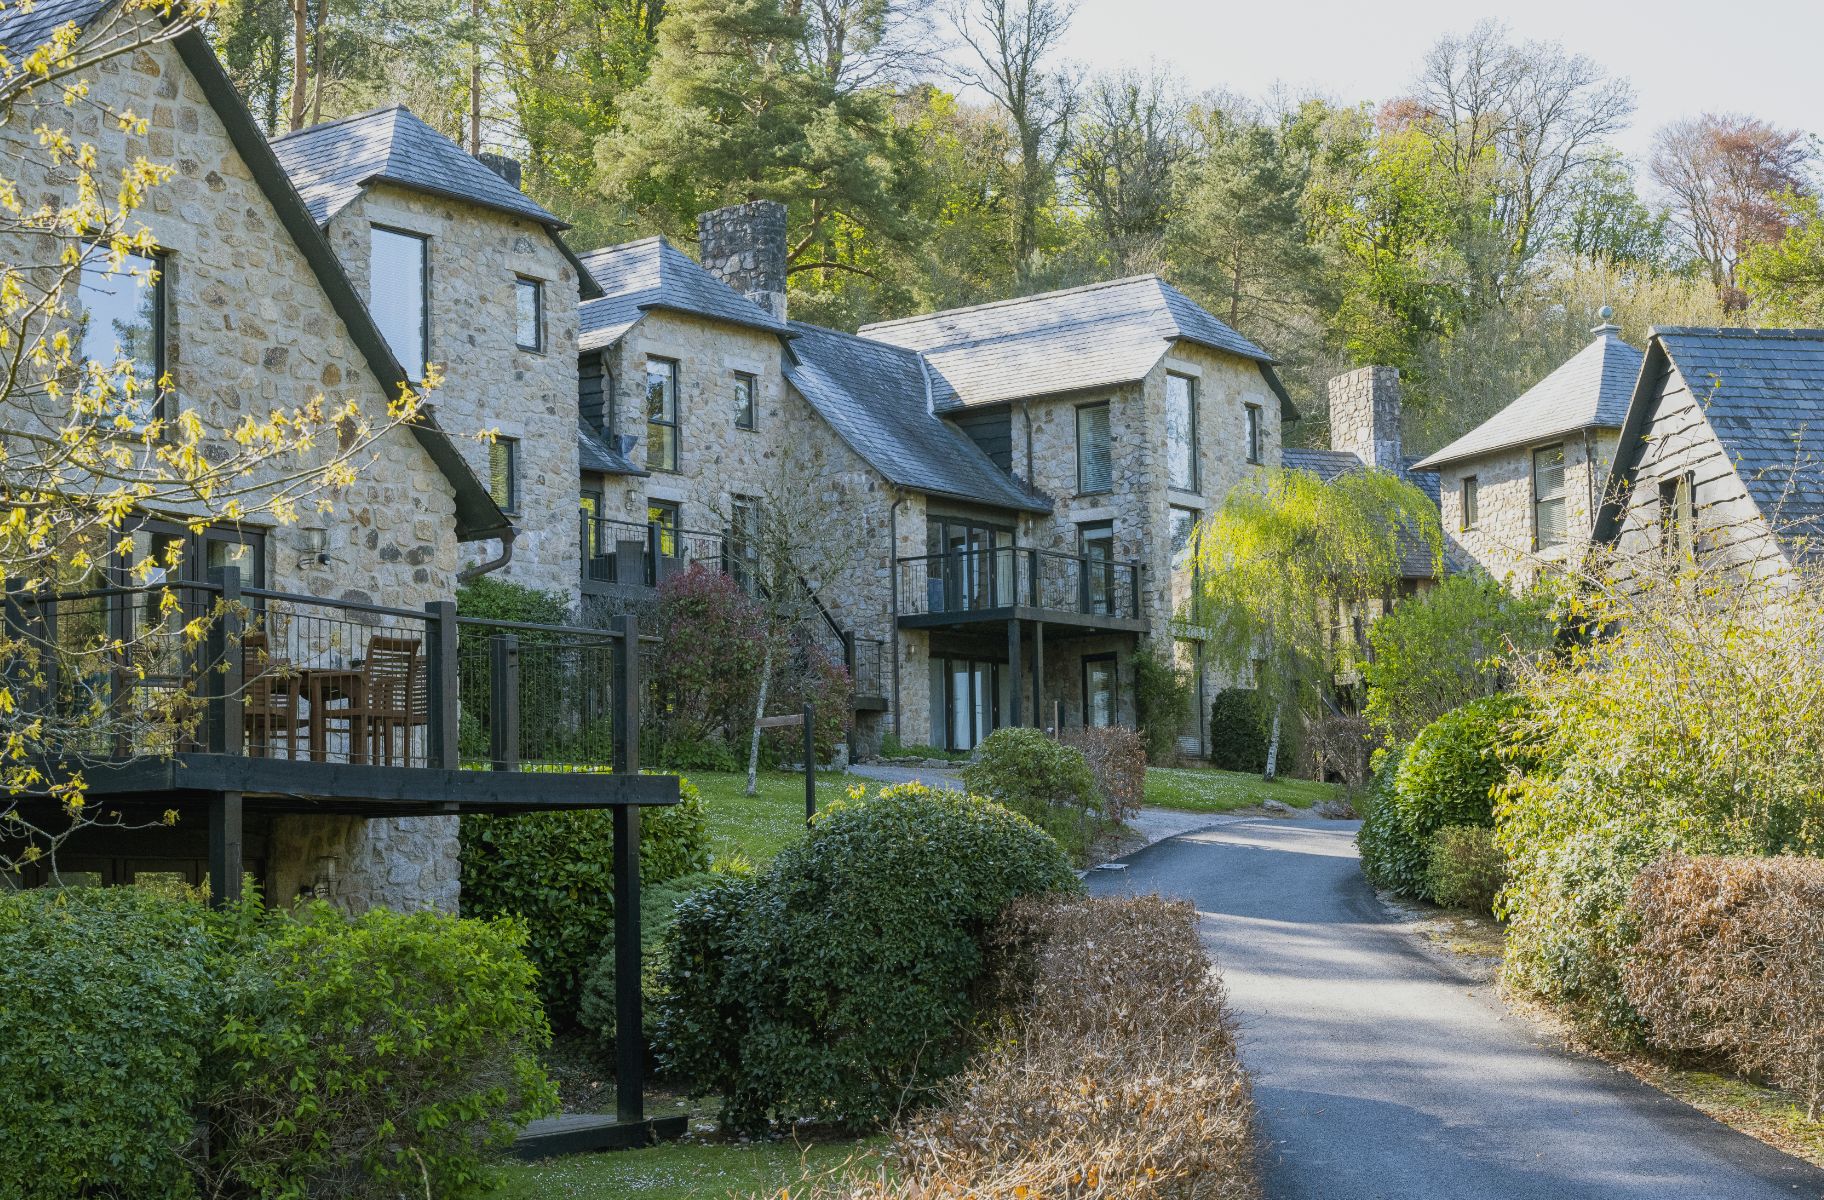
top-left (683, 770), bottom-right (854, 867)
top-left (1143, 766), bottom-right (1339, 814)
top-left (496, 1136), bottom-right (880, 1200)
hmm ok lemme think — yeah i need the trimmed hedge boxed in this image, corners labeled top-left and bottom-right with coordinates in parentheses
top-left (1625, 854), bottom-right (1824, 1120)
top-left (1425, 825), bottom-right (1506, 915)
top-left (0, 890), bottom-right (555, 1200)
top-left (461, 774), bottom-right (709, 1021)
top-left (0, 888), bottom-right (218, 1200)
top-left (657, 783), bottom-right (1079, 1132)
top-left (961, 727), bottom-right (1103, 858)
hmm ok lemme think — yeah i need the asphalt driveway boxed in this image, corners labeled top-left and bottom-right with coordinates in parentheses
top-left (1085, 817), bottom-right (1824, 1200)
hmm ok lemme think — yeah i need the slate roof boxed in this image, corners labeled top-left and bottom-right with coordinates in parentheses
top-left (1413, 328), bottom-right (1643, 469)
top-left (858, 275), bottom-right (1295, 418)
top-left (577, 424), bottom-right (645, 476)
top-left (1279, 448), bottom-right (1444, 579)
top-left (784, 322), bottom-right (1051, 514)
top-left (272, 105), bottom-right (561, 228)
top-left (578, 237), bottom-right (791, 352)
top-left (0, 0), bottom-right (107, 52)
top-left (1597, 327), bottom-right (1824, 550)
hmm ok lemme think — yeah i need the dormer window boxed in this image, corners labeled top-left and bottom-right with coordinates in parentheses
top-left (370, 226), bottom-right (429, 381)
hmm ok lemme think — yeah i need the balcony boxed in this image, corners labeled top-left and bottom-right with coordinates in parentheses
top-left (581, 514), bottom-right (726, 594)
top-left (894, 546), bottom-right (1148, 633)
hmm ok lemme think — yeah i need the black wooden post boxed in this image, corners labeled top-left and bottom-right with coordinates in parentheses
top-left (208, 791), bottom-right (244, 909)
top-left (425, 601), bottom-right (460, 769)
top-left (489, 633), bottom-right (520, 772)
top-left (612, 613), bottom-right (640, 775)
top-left (1006, 618), bottom-right (1023, 726)
top-left (841, 632), bottom-right (859, 765)
top-left (1077, 553), bottom-right (1091, 615)
top-left (803, 702), bottom-right (816, 827)
top-left (1032, 620), bottom-right (1045, 732)
top-left (611, 802), bottom-right (643, 1124)
top-left (205, 567), bottom-right (245, 755)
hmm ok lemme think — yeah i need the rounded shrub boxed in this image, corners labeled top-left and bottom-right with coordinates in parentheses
top-left (960, 727), bottom-right (1100, 856)
top-left (1208, 688), bottom-right (1269, 773)
top-left (460, 774), bottom-right (709, 1021)
top-left (578, 870), bottom-right (722, 1049)
top-left (212, 903), bottom-right (557, 1199)
top-left (1425, 824), bottom-right (1507, 914)
top-left (0, 887), bottom-right (218, 1200)
top-left (1359, 694), bottom-right (1524, 899)
top-left (656, 782), bottom-right (1080, 1132)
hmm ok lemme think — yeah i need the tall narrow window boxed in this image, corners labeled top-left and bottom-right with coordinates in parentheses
top-left (1532, 444), bottom-right (1566, 548)
top-left (1080, 520), bottom-right (1116, 615)
top-left (370, 227), bottom-right (428, 380)
top-left (646, 358), bottom-right (679, 472)
top-left (648, 499), bottom-right (680, 558)
top-left (730, 494), bottom-right (760, 591)
top-left (1076, 402), bottom-right (1112, 494)
top-left (580, 489), bottom-right (602, 557)
top-left (1083, 654), bottom-right (1118, 728)
top-left (1659, 473), bottom-right (1695, 563)
top-left (515, 277), bottom-right (543, 351)
top-left (1169, 505), bottom-right (1199, 571)
top-left (733, 371), bottom-right (756, 430)
top-left (1166, 373), bottom-right (1198, 491)
top-left (78, 247), bottom-right (165, 426)
top-left (1461, 476), bottom-right (1480, 531)
top-left (488, 436), bottom-right (518, 513)
top-left (1245, 404), bottom-right (1263, 465)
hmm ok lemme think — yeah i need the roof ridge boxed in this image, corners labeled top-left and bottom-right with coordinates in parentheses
top-left (271, 103), bottom-right (405, 143)
top-left (859, 274), bottom-right (1165, 331)
top-left (1653, 325), bottom-right (1824, 340)
top-left (579, 235), bottom-right (669, 261)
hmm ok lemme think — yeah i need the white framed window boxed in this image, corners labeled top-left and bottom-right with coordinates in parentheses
top-left (1533, 444), bottom-right (1566, 549)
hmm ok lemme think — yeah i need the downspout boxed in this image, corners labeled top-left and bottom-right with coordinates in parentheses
top-left (458, 526), bottom-right (517, 582)
top-left (1021, 399), bottom-right (1034, 487)
top-left (889, 493), bottom-right (903, 741)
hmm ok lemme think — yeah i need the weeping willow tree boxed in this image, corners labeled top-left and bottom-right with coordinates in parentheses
top-left (1187, 468), bottom-right (1442, 779)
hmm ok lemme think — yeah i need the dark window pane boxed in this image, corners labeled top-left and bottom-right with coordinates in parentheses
top-left (370, 228), bottom-right (427, 380)
top-left (734, 373), bottom-right (756, 429)
top-left (1246, 405), bottom-right (1262, 464)
top-left (646, 360), bottom-right (678, 471)
top-left (1077, 403), bottom-right (1112, 493)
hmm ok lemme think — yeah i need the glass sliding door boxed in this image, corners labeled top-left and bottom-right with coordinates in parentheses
top-left (927, 519), bottom-right (1015, 614)
top-left (1083, 654), bottom-right (1118, 728)
top-left (934, 656), bottom-right (1003, 750)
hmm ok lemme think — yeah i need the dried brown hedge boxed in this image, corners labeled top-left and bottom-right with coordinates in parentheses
top-left (1062, 726), bottom-right (1147, 822)
top-left (1624, 854), bottom-right (1824, 1119)
top-left (792, 895), bottom-right (1258, 1200)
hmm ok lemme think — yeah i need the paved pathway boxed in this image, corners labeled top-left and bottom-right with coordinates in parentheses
top-left (1086, 818), bottom-right (1824, 1200)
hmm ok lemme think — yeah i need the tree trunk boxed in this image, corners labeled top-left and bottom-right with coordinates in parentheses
top-left (1263, 709), bottom-right (1280, 782)
top-left (288, 0), bottom-right (309, 131)
top-left (744, 639), bottom-right (776, 797)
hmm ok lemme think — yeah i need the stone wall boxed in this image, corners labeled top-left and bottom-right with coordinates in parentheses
top-left (1437, 431), bottom-right (1616, 588)
top-left (697, 200), bottom-right (789, 322)
top-left (2, 36), bottom-right (470, 913)
top-left (325, 182), bottom-right (582, 602)
top-left (1329, 366), bottom-right (1403, 471)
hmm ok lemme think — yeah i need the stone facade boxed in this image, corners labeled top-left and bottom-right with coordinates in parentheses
top-left (324, 183), bottom-right (582, 600)
top-left (2, 35), bottom-right (472, 913)
top-left (1329, 367), bottom-right (1403, 471)
top-left (1437, 432), bottom-right (1617, 587)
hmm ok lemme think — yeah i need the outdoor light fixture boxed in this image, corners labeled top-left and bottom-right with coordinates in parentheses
top-left (298, 526), bottom-right (330, 569)
top-left (300, 854), bottom-right (340, 901)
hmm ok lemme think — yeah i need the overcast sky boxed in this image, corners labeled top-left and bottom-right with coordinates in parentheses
top-left (1053, 0), bottom-right (1824, 165)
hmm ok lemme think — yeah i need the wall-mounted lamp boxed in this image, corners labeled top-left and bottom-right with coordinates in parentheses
top-left (298, 526), bottom-right (330, 569)
top-left (297, 853), bottom-right (340, 902)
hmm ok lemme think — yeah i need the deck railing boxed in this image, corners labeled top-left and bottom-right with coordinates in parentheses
top-left (581, 513), bottom-right (725, 591)
top-left (894, 546), bottom-right (1143, 622)
top-left (4, 570), bottom-right (643, 774)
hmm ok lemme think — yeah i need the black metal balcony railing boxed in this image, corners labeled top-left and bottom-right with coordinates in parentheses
top-left (4, 570), bottom-right (642, 774)
top-left (850, 635), bottom-right (886, 698)
top-left (581, 513), bottom-right (726, 590)
top-left (894, 546), bottom-right (1144, 622)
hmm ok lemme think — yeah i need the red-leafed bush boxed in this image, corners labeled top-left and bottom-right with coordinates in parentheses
top-left (1062, 725), bottom-right (1147, 821)
top-left (649, 565), bottom-right (767, 762)
top-left (1624, 853), bottom-right (1824, 1119)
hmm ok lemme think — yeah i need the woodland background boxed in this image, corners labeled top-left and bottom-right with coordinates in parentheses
top-left (216, 0), bottom-right (1824, 451)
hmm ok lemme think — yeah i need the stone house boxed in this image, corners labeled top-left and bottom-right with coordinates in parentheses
top-left (0, 5), bottom-right (671, 911)
top-left (1412, 318), bottom-right (1642, 586)
top-left (271, 105), bottom-right (604, 600)
top-left (1594, 327), bottom-right (1824, 585)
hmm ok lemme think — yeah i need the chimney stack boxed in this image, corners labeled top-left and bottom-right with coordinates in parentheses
top-left (1327, 366), bottom-right (1403, 472)
top-left (698, 200), bottom-right (788, 322)
top-left (476, 152), bottom-right (523, 191)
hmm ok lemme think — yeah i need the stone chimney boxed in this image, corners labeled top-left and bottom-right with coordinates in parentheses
top-left (476, 152), bottom-right (523, 191)
top-left (1327, 366), bottom-right (1403, 472)
top-left (697, 200), bottom-right (788, 322)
